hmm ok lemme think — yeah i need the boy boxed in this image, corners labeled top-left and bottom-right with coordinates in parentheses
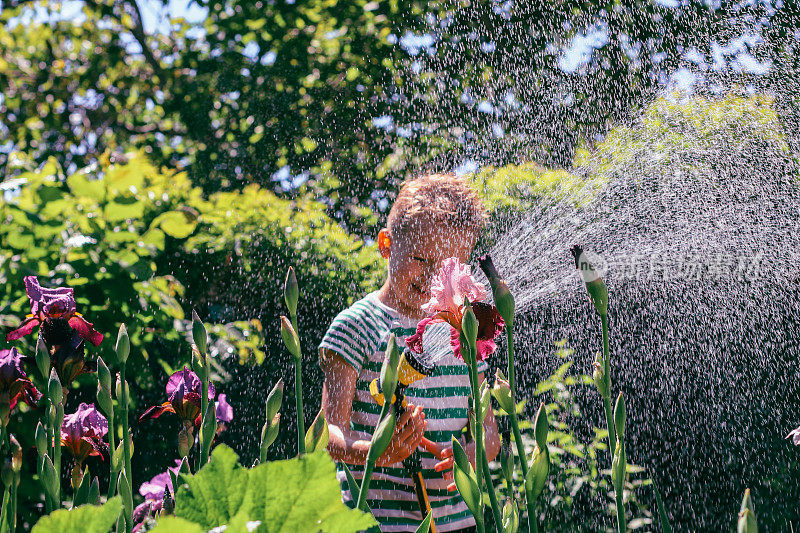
top-left (320, 174), bottom-right (501, 532)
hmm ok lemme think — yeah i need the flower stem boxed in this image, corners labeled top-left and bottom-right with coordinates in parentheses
top-left (506, 322), bottom-right (539, 533)
top-left (505, 322), bottom-right (530, 480)
top-left (480, 454), bottom-right (502, 532)
top-left (39, 395), bottom-right (54, 513)
top-left (119, 365), bottom-right (133, 533)
top-left (616, 486), bottom-right (627, 533)
top-left (506, 325), bottom-right (516, 399)
top-left (290, 314), bottom-right (305, 455)
top-left (464, 345), bottom-right (485, 533)
top-left (53, 399), bottom-right (64, 508)
top-left (603, 397), bottom-right (616, 453)
top-left (105, 403), bottom-right (117, 500)
top-left (200, 351), bottom-right (210, 466)
top-left (356, 402), bottom-right (391, 511)
top-left (9, 472), bottom-right (18, 533)
top-left (600, 314), bottom-right (616, 452)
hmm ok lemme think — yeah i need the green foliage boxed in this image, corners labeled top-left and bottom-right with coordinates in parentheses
top-left (468, 163), bottom-right (588, 215)
top-left (0, 150), bottom-right (381, 514)
top-left (574, 94), bottom-right (794, 185)
top-left (2, 1), bottom-right (796, 235)
top-left (32, 496), bottom-right (121, 533)
top-left (172, 445), bottom-right (376, 532)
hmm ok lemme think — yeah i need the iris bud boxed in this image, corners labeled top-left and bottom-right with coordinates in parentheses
top-left (71, 463), bottom-right (86, 490)
top-left (115, 324), bottom-right (130, 364)
top-left (502, 498), bottom-right (519, 533)
top-left (611, 440), bottom-right (626, 493)
top-left (614, 393), bottom-right (626, 438)
top-left (525, 445), bottom-right (549, 501)
top-left (112, 442), bottom-right (124, 473)
top-left (88, 477), bottom-right (100, 505)
top-left (500, 437), bottom-right (514, 487)
top-left (96, 383), bottom-right (112, 416)
top-left (48, 368), bottom-right (63, 405)
top-left (115, 376), bottom-right (127, 401)
top-left (571, 245), bottom-right (609, 316)
top-left (35, 422), bottom-right (47, 458)
top-left (97, 357), bottom-right (112, 392)
top-left (191, 311), bottom-right (208, 356)
top-left (41, 455), bottom-right (58, 497)
top-left (492, 369), bottom-right (514, 415)
top-left (366, 409), bottom-right (397, 465)
top-left (178, 423), bottom-right (193, 458)
top-left (479, 381), bottom-right (491, 423)
top-left (461, 299), bottom-right (478, 350)
top-left (479, 254), bottom-right (515, 327)
top-left (534, 402), bottom-right (548, 451)
top-left (260, 414), bottom-right (280, 462)
top-left (201, 402), bottom-right (217, 456)
top-left (36, 336), bottom-right (50, 381)
top-left (266, 379), bottom-right (284, 422)
top-left (451, 436), bottom-right (482, 519)
top-left (280, 316), bottom-right (301, 361)
top-left (284, 267), bottom-right (299, 318)
top-left (380, 334), bottom-right (400, 403)
top-left (118, 470), bottom-right (133, 517)
top-left (737, 488), bottom-right (758, 533)
top-left (9, 435), bottom-right (21, 474)
top-left (305, 408), bottom-right (329, 453)
top-left (592, 352), bottom-right (609, 398)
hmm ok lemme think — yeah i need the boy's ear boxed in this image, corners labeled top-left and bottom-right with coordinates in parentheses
top-left (377, 229), bottom-right (391, 259)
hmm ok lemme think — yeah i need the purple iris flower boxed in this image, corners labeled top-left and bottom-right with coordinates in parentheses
top-left (0, 348), bottom-right (41, 423)
top-left (60, 402), bottom-right (108, 464)
top-left (6, 276), bottom-right (103, 347)
top-left (215, 393), bottom-right (233, 424)
top-left (139, 367), bottom-right (215, 427)
top-left (133, 462), bottom-right (181, 532)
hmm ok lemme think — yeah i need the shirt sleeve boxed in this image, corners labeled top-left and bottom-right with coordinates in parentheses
top-left (319, 308), bottom-right (372, 374)
top-left (477, 359), bottom-right (489, 374)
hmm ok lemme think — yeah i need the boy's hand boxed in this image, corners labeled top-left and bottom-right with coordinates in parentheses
top-left (376, 403), bottom-right (426, 467)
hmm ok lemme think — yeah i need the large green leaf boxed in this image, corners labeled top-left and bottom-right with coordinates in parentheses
top-left (174, 444), bottom-right (250, 528)
top-left (32, 496), bottom-right (121, 533)
top-left (248, 451), bottom-right (376, 532)
top-left (174, 445), bottom-right (376, 532)
top-left (149, 516), bottom-right (205, 533)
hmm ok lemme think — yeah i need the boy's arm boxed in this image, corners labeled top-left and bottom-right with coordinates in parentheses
top-left (321, 348), bottom-right (426, 467)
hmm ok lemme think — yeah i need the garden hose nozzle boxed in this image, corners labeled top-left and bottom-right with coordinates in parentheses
top-left (369, 350), bottom-right (434, 407)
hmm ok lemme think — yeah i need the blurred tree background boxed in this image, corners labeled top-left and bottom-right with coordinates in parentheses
top-left (1, 0), bottom-right (799, 530)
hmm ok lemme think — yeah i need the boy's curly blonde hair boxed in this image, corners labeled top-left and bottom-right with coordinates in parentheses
top-left (386, 173), bottom-right (487, 237)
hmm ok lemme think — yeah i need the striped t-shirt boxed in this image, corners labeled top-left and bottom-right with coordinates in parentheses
top-left (319, 292), bottom-right (488, 532)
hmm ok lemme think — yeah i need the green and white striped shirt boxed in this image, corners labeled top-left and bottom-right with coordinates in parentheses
top-left (320, 292), bottom-right (488, 532)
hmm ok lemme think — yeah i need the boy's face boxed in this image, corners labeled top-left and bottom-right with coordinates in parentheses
top-left (379, 219), bottom-right (477, 315)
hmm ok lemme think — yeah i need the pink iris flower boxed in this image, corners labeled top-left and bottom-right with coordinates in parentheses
top-left (407, 257), bottom-right (505, 362)
top-left (6, 276), bottom-right (103, 347)
top-left (61, 402), bottom-right (109, 464)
